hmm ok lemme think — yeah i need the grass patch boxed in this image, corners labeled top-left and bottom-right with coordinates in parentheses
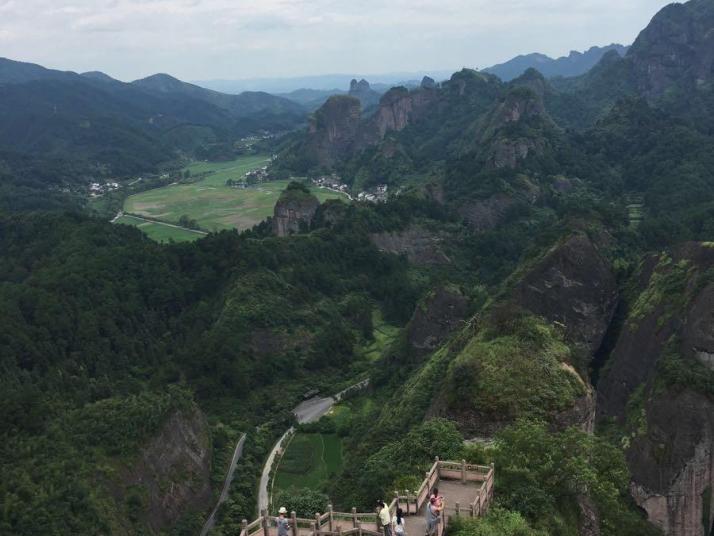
top-left (360, 310), bottom-right (400, 362)
top-left (115, 215), bottom-right (204, 243)
top-left (274, 433), bottom-right (343, 493)
top-left (123, 156), bottom-right (347, 233)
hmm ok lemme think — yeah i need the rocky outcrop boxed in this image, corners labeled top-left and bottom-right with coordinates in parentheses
top-left (362, 85), bottom-right (439, 143)
top-left (407, 287), bottom-right (469, 357)
top-left (627, 390), bottom-right (714, 536)
top-left (123, 407), bottom-right (212, 532)
top-left (370, 225), bottom-right (450, 266)
top-left (457, 193), bottom-right (517, 232)
top-left (478, 84), bottom-right (556, 170)
top-left (628, 0), bottom-right (714, 99)
top-left (273, 183), bottom-right (320, 237)
top-left (597, 243), bottom-right (714, 536)
top-left (304, 95), bottom-right (362, 168)
top-left (348, 78), bottom-right (380, 109)
top-left (513, 233), bottom-right (619, 362)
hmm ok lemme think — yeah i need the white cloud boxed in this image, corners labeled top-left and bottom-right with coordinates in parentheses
top-left (1, 0), bottom-right (675, 81)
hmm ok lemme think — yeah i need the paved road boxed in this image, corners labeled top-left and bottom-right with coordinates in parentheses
top-left (258, 380), bottom-right (370, 513)
top-left (200, 434), bottom-right (247, 536)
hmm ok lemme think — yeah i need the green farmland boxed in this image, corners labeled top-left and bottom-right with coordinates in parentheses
top-left (122, 155), bottom-right (347, 238)
top-left (114, 214), bottom-right (206, 243)
top-left (273, 433), bottom-right (343, 493)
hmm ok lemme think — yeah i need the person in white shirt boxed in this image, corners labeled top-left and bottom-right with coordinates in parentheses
top-left (392, 507), bottom-right (406, 535)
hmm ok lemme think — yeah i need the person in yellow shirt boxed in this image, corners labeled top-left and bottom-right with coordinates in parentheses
top-left (377, 500), bottom-right (392, 536)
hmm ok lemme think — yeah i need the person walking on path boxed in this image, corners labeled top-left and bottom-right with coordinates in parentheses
top-left (276, 506), bottom-right (290, 536)
top-left (393, 507), bottom-right (406, 536)
top-left (377, 500), bottom-right (392, 536)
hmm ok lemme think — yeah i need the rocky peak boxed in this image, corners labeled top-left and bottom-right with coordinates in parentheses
top-left (272, 182), bottom-right (320, 237)
top-left (421, 76), bottom-right (437, 89)
top-left (349, 78), bottom-right (371, 93)
top-left (305, 95), bottom-right (362, 167)
top-left (348, 78), bottom-right (380, 109)
top-left (628, 0), bottom-right (714, 99)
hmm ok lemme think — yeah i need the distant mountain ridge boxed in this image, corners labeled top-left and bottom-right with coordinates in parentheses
top-left (0, 57), bottom-right (307, 178)
top-left (484, 44), bottom-right (629, 81)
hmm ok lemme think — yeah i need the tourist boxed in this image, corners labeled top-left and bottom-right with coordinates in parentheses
top-left (377, 500), bottom-right (392, 536)
top-left (276, 506), bottom-right (290, 536)
top-left (393, 507), bottom-right (406, 536)
top-left (429, 487), bottom-right (443, 509)
top-left (426, 497), bottom-right (442, 536)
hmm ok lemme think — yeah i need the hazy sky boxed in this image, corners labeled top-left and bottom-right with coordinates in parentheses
top-left (0, 0), bottom-right (675, 82)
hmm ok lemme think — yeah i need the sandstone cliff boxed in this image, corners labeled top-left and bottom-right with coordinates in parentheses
top-left (597, 242), bottom-right (714, 536)
top-left (628, 0), bottom-right (714, 100)
top-left (273, 182), bottom-right (320, 237)
top-left (121, 407), bottom-right (212, 532)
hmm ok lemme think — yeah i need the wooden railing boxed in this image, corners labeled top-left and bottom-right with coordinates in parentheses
top-left (238, 459), bottom-right (494, 536)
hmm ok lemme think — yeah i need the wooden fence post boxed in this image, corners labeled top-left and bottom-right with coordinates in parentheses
top-left (351, 507), bottom-right (357, 529)
top-left (315, 513), bottom-right (321, 533)
top-left (357, 520), bottom-right (362, 536)
top-left (242, 519), bottom-right (248, 536)
top-left (328, 504), bottom-right (334, 532)
top-left (291, 512), bottom-right (298, 536)
top-left (262, 509), bottom-right (270, 536)
top-left (455, 502), bottom-right (460, 517)
top-left (460, 459), bottom-right (466, 484)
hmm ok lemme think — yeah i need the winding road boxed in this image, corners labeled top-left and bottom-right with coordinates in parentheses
top-left (258, 380), bottom-right (370, 513)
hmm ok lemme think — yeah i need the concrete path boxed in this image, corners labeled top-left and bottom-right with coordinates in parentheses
top-left (200, 433), bottom-right (247, 536)
top-left (258, 380), bottom-right (370, 513)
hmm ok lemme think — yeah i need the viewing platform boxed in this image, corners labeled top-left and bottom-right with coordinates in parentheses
top-left (240, 459), bottom-right (494, 536)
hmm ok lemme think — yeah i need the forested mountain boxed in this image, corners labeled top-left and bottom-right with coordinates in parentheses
top-left (0, 57), bottom-right (308, 195)
top-left (484, 44), bottom-right (629, 81)
top-left (2, 1), bottom-right (714, 536)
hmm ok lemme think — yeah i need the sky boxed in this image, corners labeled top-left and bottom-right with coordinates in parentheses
top-left (0, 0), bottom-right (676, 82)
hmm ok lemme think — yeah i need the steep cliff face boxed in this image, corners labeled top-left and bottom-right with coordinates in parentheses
top-left (628, 0), bottom-right (714, 99)
top-left (480, 82), bottom-right (555, 170)
top-left (272, 183), bottom-right (320, 237)
top-left (597, 242), bottom-right (714, 536)
top-left (304, 95), bottom-right (362, 168)
top-left (370, 225), bottom-right (450, 266)
top-left (406, 287), bottom-right (469, 358)
top-left (513, 233), bottom-right (619, 363)
top-left (367, 86), bottom-right (438, 141)
top-left (348, 78), bottom-right (381, 109)
top-left (428, 233), bottom-right (617, 437)
top-left (121, 407), bottom-right (212, 532)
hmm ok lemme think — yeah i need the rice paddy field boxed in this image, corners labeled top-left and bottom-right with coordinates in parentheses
top-left (121, 155), bottom-right (347, 239)
top-left (273, 433), bottom-right (343, 493)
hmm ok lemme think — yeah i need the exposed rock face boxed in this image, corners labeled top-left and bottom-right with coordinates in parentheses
top-left (682, 282), bottom-right (714, 371)
top-left (305, 95), bottom-right (362, 168)
top-left (123, 408), bottom-right (212, 532)
top-left (627, 390), bottom-right (714, 536)
top-left (513, 233), bottom-right (619, 361)
top-left (457, 193), bottom-right (517, 232)
top-left (370, 225), bottom-right (450, 266)
top-left (628, 0), bottom-right (714, 99)
top-left (364, 86), bottom-right (439, 142)
top-left (421, 76), bottom-right (437, 90)
top-left (597, 243), bottom-right (714, 536)
top-left (407, 287), bottom-right (469, 357)
top-left (480, 86), bottom-right (554, 169)
top-left (273, 184), bottom-right (320, 237)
